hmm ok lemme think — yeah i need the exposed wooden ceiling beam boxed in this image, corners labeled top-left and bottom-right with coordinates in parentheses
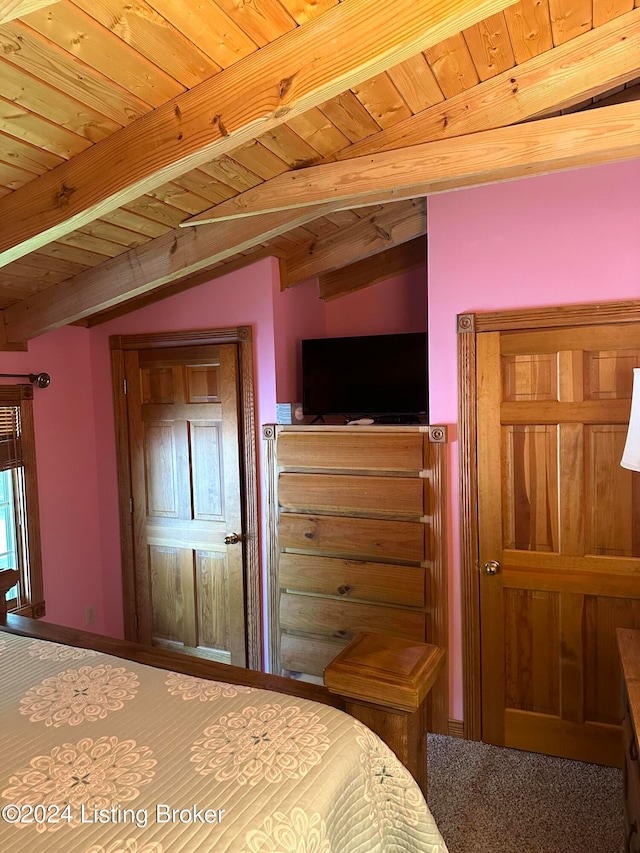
top-left (589, 83), bottom-right (640, 110)
top-left (184, 100), bottom-right (640, 220)
top-left (319, 237), bottom-right (426, 302)
top-left (0, 0), bottom-right (59, 23)
top-left (548, 81), bottom-right (640, 119)
top-left (80, 247), bottom-right (278, 328)
top-left (336, 8), bottom-right (640, 160)
top-left (281, 200), bottom-right (426, 288)
top-left (0, 0), bottom-right (518, 270)
top-left (2, 204), bottom-right (338, 342)
top-left (187, 10), bottom-right (640, 229)
top-left (0, 310), bottom-right (27, 350)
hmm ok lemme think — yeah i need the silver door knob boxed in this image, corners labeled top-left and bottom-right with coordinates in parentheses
top-left (224, 532), bottom-right (242, 545)
top-left (484, 560), bottom-right (500, 575)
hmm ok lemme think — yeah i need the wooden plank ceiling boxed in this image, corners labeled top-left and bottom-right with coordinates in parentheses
top-left (0, 0), bottom-right (638, 342)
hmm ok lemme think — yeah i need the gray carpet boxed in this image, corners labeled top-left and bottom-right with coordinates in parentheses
top-left (426, 735), bottom-right (625, 853)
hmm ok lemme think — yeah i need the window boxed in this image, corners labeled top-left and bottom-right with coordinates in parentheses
top-left (0, 385), bottom-right (43, 617)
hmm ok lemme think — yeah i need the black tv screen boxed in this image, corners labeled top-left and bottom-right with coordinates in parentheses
top-left (302, 332), bottom-right (428, 418)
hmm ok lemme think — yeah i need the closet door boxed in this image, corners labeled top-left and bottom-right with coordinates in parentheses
top-left (125, 343), bottom-right (247, 666)
top-left (478, 323), bottom-right (640, 766)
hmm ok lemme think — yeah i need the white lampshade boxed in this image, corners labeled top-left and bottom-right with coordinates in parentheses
top-left (621, 368), bottom-right (640, 471)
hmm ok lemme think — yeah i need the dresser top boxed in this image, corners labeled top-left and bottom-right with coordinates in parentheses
top-left (618, 628), bottom-right (640, 736)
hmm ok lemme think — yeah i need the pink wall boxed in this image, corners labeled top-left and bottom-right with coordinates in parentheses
top-left (0, 327), bottom-right (103, 631)
top-left (89, 257), bottom-right (280, 639)
top-left (428, 157), bottom-right (640, 720)
top-left (272, 277), bottom-right (326, 403)
top-left (324, 268), bottom-right (427, 338)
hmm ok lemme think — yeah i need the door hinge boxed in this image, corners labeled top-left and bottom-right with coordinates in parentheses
top-left (134, 613), bottom-right (138, 632)
top-left (129, 497), bottom-right (133, 514)
top-left (123, 378), bottom-right (128, 395)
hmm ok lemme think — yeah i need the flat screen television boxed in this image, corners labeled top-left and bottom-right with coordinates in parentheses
top-left (301, 332), bottom-right (428, 420)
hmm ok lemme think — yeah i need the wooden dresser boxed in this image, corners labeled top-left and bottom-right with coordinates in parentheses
top-left (263, 424), bottom-right (449, 734)
top-left (618, 628), bottom-right (640, 852)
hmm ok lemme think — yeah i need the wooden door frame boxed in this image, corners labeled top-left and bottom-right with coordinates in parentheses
top-left (110, 326), bottom-right (262, 671)
top-left (458, 299), bottom-right (640, 740)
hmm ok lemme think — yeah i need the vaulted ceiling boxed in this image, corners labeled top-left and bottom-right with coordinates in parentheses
top-left (0, 0), bottom-right (638, 344)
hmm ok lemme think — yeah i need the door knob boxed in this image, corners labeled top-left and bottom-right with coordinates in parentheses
top-left (484, 560), bottom-right (500, 575)
top-left (224, 532), bottom-right (242, 545)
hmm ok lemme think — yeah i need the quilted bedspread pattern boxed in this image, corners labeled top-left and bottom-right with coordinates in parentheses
top-left (0, 632), bottom-right (448, 852)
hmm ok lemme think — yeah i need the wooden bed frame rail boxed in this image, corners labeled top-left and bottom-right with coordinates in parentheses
top-left (0, 570), bottom-right (341, 709)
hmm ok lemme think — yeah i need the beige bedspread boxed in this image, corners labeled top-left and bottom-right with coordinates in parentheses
top-left (0, 631), bottom-right (448, 852)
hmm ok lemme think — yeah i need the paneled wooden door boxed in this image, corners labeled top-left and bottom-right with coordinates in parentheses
top-left (477, 323), bottom-right (640, 766)
top-left (124, 343), bottom-right (247, 666)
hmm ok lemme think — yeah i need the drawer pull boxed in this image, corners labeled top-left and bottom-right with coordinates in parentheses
top-left (630, 736), bottom-right (639, 763)
top-left (337, 585), bottom-right (352, 596)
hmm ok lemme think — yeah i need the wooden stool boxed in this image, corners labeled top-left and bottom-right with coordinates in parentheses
top-left (324, 631), bottom-right (445, 797)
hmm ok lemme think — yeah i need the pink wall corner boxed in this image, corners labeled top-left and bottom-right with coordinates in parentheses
top-left (0, 327), bottom-right (104, 632)
top-left (427, 158), bottom-right (640, 721)
top-left (324, 267), bottom-right (428, 337)
top-left (272, 276), bottom-right (327, 402)
top-left (89, 257), bottom-right (279, 640)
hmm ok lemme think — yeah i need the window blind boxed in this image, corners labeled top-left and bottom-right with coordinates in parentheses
top-left (0, 384), bottom-right (42, 618)
top-left (0, 406), bottom-right (21, 471)
top-left (0, 388), bottom-right (28, 472)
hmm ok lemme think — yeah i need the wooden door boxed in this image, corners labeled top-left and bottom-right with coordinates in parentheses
top-left (477, 323), bottom-right (640, 766)
top-left (125, 343), bottom-right (246, 666)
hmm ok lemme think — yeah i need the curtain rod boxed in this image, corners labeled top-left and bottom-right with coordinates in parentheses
top-left (0, 373), bottom-right (51, 388)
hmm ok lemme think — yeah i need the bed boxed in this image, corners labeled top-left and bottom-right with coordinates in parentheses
top-left (0, 571), bottom-right (448, 853)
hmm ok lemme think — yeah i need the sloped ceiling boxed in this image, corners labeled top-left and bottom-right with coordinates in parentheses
top-left (0, 0), bottom-right (638, 342)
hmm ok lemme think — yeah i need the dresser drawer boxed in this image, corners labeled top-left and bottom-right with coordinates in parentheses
top-left (279, 553), bottom-right (426, 607)
top-left (279, 513), bottom-right (426, 562)
top-left (280, 634), bottom-right (348, 677)
top-left (280, 592), bottom-right (426, 643)
top-left (277, 431), bottom-right (424, 472)
top-left (278, 473), bottom-right (425, 516)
